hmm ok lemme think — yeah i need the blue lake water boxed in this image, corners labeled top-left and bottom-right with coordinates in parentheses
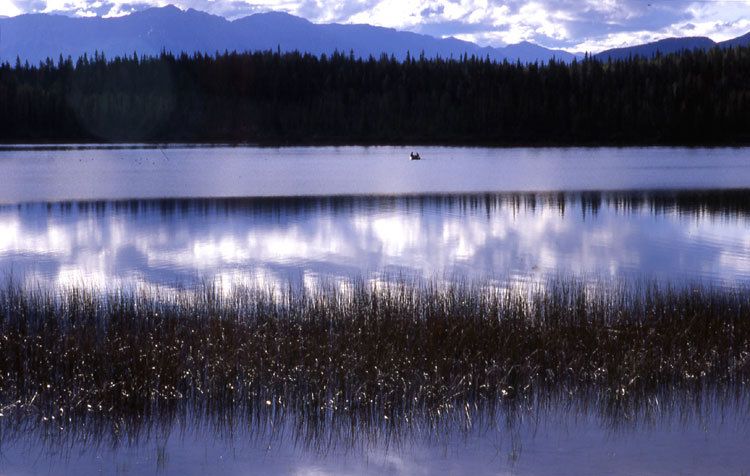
top-left (0, 146), bottom-right (749, 289)
top-left (2, 404), bottom-right (749, 476)
top-left (0, 145), bottom-right (749, 203)
top-left (1, 192), bottom-right (749, 289)
top-left (1, 145), bottom-right (750, 474)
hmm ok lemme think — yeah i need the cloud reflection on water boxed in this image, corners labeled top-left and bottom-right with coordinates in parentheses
top-left (0, 192), bottom-right (748, 289)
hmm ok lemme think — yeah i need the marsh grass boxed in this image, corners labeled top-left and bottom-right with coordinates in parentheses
top-left (1, 278), bottom-right (749, 450)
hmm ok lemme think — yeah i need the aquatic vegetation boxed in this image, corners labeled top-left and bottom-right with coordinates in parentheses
top-left (0, 279), bottom-right (749, 448)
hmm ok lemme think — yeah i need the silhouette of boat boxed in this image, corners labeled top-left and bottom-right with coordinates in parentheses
top-left (410, 152), bottom-right (421, 161)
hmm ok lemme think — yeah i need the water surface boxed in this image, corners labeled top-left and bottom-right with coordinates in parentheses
top-left (1, 146), bottom-right (749, 203)
top-left (2, 401), bottom-right (748, 476)
top-left (1, 192), bottom-right (748, 288)
top-left (2, 146), bottom-right (750, 474)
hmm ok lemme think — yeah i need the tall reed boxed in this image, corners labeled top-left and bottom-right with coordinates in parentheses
top-left (0, 278), bottom-right (748, 448)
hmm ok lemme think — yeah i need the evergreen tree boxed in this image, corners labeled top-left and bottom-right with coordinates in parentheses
top-left (0, 47), bottom-right (749, 144)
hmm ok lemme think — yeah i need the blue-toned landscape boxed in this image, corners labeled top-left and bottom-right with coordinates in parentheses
top-left (1, 146), bottom-right (749, 475)
top-left (2, 147), bottom-right (750, 289)
top-left (3, 1), bottom-right (750, 473)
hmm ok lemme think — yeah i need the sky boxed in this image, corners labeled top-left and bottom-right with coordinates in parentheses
top-left (2, 0), bottom-right (750, 52)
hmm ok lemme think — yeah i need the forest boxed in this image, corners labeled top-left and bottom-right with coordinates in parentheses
top-left (1, 47), bottom-right (749, 144)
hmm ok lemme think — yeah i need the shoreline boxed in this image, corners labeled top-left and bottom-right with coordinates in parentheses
top-left (3, 140), bottom-right (750, 150)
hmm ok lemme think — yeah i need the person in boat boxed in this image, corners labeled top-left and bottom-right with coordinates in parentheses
top-left (410, 151), bottom-right (421, 160)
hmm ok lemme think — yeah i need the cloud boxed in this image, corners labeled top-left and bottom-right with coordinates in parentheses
top-left (4, 0), bottom-right (750, 52)
top-left (5, 0), bottom-right (44, 14)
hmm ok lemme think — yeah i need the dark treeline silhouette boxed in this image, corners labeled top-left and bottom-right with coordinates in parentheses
top-left (5, 190), bottom-right (750, 220)
top-left (2, 47), bottom-right (750, 144)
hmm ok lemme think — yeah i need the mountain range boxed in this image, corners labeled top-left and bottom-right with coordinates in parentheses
top-left (595, 34), bottom-right (750, 60)
top-left (1, 5), bottom-right (750, 65)
top-left (0, 6), bottom-right (577, 65)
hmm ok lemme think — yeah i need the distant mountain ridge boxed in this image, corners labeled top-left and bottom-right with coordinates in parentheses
top-left (595, 34), bottom-right (750, 60)
top-left (0, 5), bottom-right (577, 64)
top-left (2, 6), bottom-right (750, 65)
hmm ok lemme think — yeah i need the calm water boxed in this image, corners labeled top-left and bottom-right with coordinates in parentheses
top-left (1, 145), bottom-right (750, 474)
top-left (3, 405), bottom-right (749, 476)
top-left (1, 192), bottom-right (749, 289)
top-left (0, 145), bottom-right (749, 203)
top-left (0, 145), bottom-right (750, 288)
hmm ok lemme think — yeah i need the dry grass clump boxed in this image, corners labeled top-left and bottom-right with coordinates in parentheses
top-left (0, 279), bottom-right (748, 447)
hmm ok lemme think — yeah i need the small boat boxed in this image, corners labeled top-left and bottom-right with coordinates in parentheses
top-left (410, 152), bottom-right (421, 161)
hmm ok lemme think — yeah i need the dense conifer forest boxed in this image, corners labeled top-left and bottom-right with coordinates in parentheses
top-left (1, 47), bottom-right (750, 144)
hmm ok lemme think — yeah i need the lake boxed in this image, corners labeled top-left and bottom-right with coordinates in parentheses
top-left (1, 145), bottom-right (750, 203)
top-left (1, 191), bottom-right (750, 290)
top-left (2, 401), bottom-right (749, 475)
top-left (1, 145), bottom-right (749, 475)
top-left (1, 146), bottom-right (750, 289)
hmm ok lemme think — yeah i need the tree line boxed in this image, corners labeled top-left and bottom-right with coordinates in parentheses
top-left (1, 47), bottom-right (750, 144)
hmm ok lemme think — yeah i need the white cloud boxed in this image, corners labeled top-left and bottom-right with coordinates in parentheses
top-left (1, 1), bottom-right (23, 16)
top-left (347, 0), bottom-right (424, 27)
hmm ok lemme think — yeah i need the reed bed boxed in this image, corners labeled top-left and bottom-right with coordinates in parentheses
top-left (0, 278), bottom-right (749, 449)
